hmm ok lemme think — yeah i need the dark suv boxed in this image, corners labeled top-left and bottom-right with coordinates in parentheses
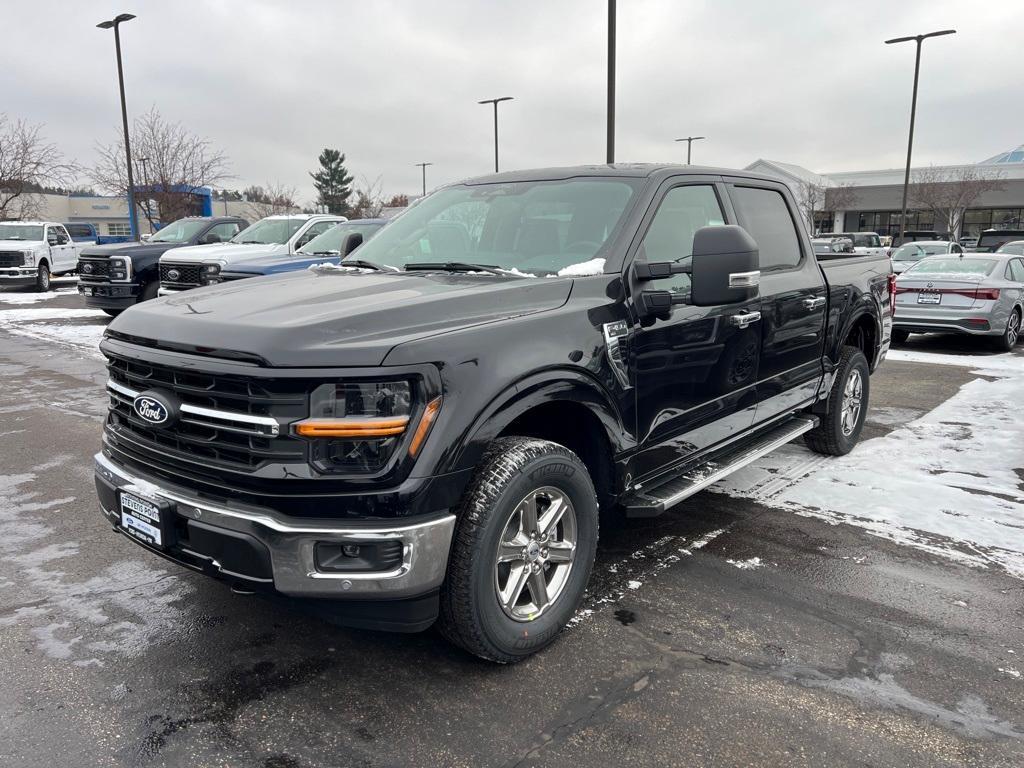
top-left (78, 216), bottom-right (247, 316)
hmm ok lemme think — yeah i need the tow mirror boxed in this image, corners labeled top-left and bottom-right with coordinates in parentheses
top-left (341, 232), bottom-right (364, 257)
top-left (202, 233), bottom-right (222, 244)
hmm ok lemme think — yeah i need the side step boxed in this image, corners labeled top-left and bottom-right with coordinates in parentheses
top-left (622, 416), bottom-right (818, 517)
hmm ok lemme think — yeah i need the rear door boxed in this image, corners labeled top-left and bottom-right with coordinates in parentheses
top-left (726, 183), bottom-right (827, 423)
top-left (629, 178), bottom-right (760, 480)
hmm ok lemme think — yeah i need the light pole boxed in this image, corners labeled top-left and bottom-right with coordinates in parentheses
top-left (415, 162), bottom-right (433, 197)
top-left (885, 29), bottom-right (956, 241)
top-left (97, 13), bottom-right (139, 241)
top-left (675, 136), bottom-right (706, 165)
top-left (478, 97), bottom-right (513, 173)
top-left (607, 0), bottom-right (616, 164)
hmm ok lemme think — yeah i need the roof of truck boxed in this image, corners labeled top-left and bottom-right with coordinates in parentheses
top-left (461, 164), bottom-right (781, 185)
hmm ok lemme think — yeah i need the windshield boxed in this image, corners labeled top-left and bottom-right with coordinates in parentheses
top-left (150, 219), bottom-right (208, 243)
top-left (349, 179), bottom-right (640, 276)
top-left (893, 243), bottom-right (947, 260)
top-left (996, 242), bottom-right (1024, 255)
top-left (905, 258), bottom-right (995, 276)
top-left (231, 217), bottom-right (306, 245)
top-left (299, 222), bottom-right (384, 254)
top-left (0, 224), bottom-right (43, 241)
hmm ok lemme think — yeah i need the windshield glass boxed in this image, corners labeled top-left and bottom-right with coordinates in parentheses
top-left (349, 179), bottom-right (640, 276)
top-left (905, 258), bottom-right (995, 276)
top-left (996, 242), bottom-right (1024, 255)
top-left (0, 224), bottom-right (44, 241)
top-left (893, 243), bottom-right (947, 260)
top-left (150, 219), bottom-right (208, 243)
top-left (231, 217), bottom-right (306, 245)
top-left (299, 222), bottom-right (384, 254)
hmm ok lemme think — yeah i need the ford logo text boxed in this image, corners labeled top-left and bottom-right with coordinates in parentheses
top-left (133, 395), bottom-right (170, 425)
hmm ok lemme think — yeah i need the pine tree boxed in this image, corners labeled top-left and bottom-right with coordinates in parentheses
top-left (310, 148), bottom-right (355, 216)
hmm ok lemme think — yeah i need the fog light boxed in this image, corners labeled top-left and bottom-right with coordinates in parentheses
top-left (342, 544), bottom-right (361, 557)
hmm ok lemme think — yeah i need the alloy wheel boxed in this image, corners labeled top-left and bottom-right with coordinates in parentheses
top-left (841, 369), bottom-right (863, 437)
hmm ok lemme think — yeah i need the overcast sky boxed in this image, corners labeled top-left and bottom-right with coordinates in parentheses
top-left (3, 0), bottom-right (1021, 205)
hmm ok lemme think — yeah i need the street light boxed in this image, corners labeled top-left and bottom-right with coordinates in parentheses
top-left (885, 29), bottom-right (956, 241)
top-left (607, 0), bottom-right (616, 164)
top-left (478, 97), bottom-right (514, 173)
top-left (97, 12), bottom-right (139, 241)
top-left (414, 162), bottom-right (433, 198)
top-left (675, 136), bottom-right (706, 165)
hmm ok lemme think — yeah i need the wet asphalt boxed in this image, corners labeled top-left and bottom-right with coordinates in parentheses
top-left (1, 287), bottom-right (1022, 768)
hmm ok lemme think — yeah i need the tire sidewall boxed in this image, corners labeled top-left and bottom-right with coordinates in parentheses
top-left (1001, 309), bottom-right (1020, 350)
top-left (36, 263), bottom-right (50, 292)
top-left (832, 350), bottom-right (870, 453)
top-left (470, 451), bottom-right (598, 659)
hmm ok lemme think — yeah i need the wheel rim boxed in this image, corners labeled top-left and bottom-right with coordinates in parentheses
top-left (841, 369), bottom-right (863, 437)
top-left (1008, 313), bottom-right (1020, 345)
top-left (40, 266), bottom-right (49, 289)
top-left (493, 486), bottom-right (577, 622)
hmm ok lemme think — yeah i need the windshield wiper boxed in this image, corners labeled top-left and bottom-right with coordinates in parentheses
top-left (404, 261), bottom-right (513, 276)
top-left (240, 240), bottom-right (266, 244)
top-left (340, 259), bottom-right (399, 272)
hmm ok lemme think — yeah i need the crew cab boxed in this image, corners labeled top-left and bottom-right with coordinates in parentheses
top-left (93, 165), bottom-right (892, 662)
top-left (0, 221), bottom-right (83, 291)
top-left (158, 214), bottom-right (346, 294)
top-left (218, 219), bottom-right (386, 283)
top-left (78, 216), bottom-right (248, 316)
top-left (973, 229), bottom-right (1024, 253)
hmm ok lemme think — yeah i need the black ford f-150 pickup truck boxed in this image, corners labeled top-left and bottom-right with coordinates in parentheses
top-left (93, 165), bottom-right (893, 662)
top-left (78, 216), bottom-right (248, 316)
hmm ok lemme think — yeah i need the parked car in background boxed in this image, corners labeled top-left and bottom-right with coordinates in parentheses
top-left (811, 236), bottom-right (854, 255)
top-left (890, 230), bottom-right (950, 249)
top-left (959, 236), bottom-right (979, 250)
top-left (78, 216), bottom-right (248, 316)
top-left (0, 221), bottom-right (84, 291)
top-left (95, 164), bottom-right (892, 661)
top-left (890, 240), bottom-right (964, 274)
top-left (158, 213), bottom-right (346, 294)
top-left (996, 240), bottom-right (1024, 256)
top-left (974, 229), bottom-right (1024, 253)
top-left (892, 252), bottom-right (1024, 349)
top-left (218, 219), bottom-right (387, 282)
top-left (821, 232), bottom-right (886, 256)
top-left (880, 235), bottom-right (893, 248)
top-left (62, 222), bottom-right (134, 245)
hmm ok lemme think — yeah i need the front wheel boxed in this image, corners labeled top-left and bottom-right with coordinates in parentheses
top-left (34, 263), bottom-right (50, 292)
top-left (804, 346), bottom-right (870, 456)
top-left (439, 437), bottom-right (598, 663)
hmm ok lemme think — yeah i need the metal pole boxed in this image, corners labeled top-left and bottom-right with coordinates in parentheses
top-left (112, 23), bottom-right (138, 240)
top-left (415, 163), bottom-right (433, 197)
top-left (897, 41), bottom-right (922, 242)
top-left (606, 0), bottom-right (616, 164)
top-left (492, 101), bottom-right (499, 173)
top-left (674, 136), bottom-right (706, 165)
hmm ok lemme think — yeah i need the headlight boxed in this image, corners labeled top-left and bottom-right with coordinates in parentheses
top-left (294, 381), bottom-right (440, 473)
top-left (109, 257), bottom-right (127, 280)
top-left (24, 250), bottom-right (34, 266)
top-left (201, 263), bottom-right (221, 285)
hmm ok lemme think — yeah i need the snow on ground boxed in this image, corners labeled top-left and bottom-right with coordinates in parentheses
top-left (715, 352), bottom-right (1024, 579)
top-left (0, 304), bottom-right (107, 359)
top-left (0, 286), bottom-right (78, 305)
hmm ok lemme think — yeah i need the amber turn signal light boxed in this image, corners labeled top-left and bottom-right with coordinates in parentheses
top-left (408, 397), bottom-right (442, 457)
top-left (295, 416), bottom-right (410, 438)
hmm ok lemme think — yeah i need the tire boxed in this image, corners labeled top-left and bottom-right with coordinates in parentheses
top-left (34, 263), bottom-right (50, 292)
top-left (995, 309), bottom-right (1020, 352)
top-left (102, 309), bottom-right (122, 318)
top-left (804, 346), bottom-right (870, 456)
top-left (439, 436), bottom-right (599, 663)
top-left (891, 329), bottom-right (909, 345)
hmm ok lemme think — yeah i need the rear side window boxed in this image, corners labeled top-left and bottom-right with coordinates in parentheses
top-left (731, 186), bottom-right (802, 270)
top-left (1010, 259), bottom-right (1024, 282)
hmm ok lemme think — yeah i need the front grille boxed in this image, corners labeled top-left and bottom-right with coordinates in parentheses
top-left (105, 349), bottom-right (308, 474)
top-left (0, 251), bottom-right (25, 267)
top-left (160, 262), bottom-right (203, 288)
top-left (78, 257), bottom-right (111, 280)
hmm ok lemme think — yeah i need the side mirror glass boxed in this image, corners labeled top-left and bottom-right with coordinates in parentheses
top-left (689, 225), bottom-right (760, 307)
top-left (202, 233), bottom-right (222, 244)
top-left (341, 232), bottom-right (364, 257)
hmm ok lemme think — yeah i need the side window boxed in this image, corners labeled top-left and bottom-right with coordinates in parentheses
top-left (638, 184), bottom-right (726, 293)
top-left (206, 222), bottom-right (240, 242)
top-left (53, 226), bottom-right (70, 244)
top-left (731, 186), bottom-right (802, 270)
top-left (1011, 259), bottom-right (1024, 282)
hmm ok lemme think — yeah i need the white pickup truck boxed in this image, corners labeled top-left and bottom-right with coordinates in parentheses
top-left (0, 221), bottom-right (86, 291)
top-left (158, 214), bottom-right (346, 295)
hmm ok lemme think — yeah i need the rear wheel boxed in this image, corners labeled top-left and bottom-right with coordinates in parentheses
top-left (102, 309), bottom-right (122, 318)
top-left (996, 309), bottom-right (1020, 351)
top-left (891, 329), bottom-right (909, 345)
top-left (34, 263), bottom-right (50, 292)
top-left (439, 436), bottom-right (598, 663)
top-left (805, 346), bottom-right (870, 456)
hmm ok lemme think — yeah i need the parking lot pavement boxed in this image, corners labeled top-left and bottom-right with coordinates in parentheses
top-left (1, 286), bottom-right (1022, 768)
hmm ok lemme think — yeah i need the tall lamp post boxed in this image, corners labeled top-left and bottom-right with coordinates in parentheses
top-left (607, 0), bottom-right (616, 164)
top-left (885, 29), bottom-right (956, 241)
top-left (478, 97), bottom-right (513, 173)
top-left (97, 13), bottom-right (139, 241)
top-left (675, 136), bottom-right (706, 165)
top-left (414, 162), bottom-right (433, 197)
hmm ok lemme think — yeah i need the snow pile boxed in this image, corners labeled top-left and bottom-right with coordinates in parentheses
top-left (0, 306), bottom-right (107, 359)
top-left (725, 557), bottom-right (764, 570)
top-left (557, 258), bottom-right (605, 277)
top-left (308, 262), bottom-right (375, 274)
top-left (0, 287), bottom-right (78, 304)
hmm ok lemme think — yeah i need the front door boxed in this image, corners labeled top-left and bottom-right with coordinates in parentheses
top-left (629, 181), bottom-right (760, 482)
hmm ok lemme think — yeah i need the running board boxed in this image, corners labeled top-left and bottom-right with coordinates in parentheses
top-left (622, 416), bottom-right (818, 517)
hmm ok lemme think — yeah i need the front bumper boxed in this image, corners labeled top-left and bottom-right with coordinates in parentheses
top-left (94, 451), bottom-right (456, 604)
top-left (79, 281), bottom-right (140, 309)
top-left (0, 267), bottom-right (36, 283)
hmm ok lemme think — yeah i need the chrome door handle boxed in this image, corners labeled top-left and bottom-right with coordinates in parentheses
top-left (729, 311), bottom-right (762, 329)
top-left (802, 297), bottom-right (826, 311)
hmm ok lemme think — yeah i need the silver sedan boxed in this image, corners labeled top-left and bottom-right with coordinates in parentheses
top-left (890, 240), bottom-right (964, 274)
top-left (892, 253), bottom-right (1024, 350)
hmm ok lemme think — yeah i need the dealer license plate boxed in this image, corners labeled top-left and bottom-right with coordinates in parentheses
top-left (917, 292), bottom-right (941, 304)
top-left (120, 491), bottom-right (164, 547)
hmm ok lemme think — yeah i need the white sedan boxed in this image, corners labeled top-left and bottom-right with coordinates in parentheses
top-left (890, 240), bottom-right (964, 275)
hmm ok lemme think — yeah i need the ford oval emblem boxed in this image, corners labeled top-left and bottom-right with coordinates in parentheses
top-left (167, 268), bottom-right (181, 281)
top-left (82, 263), bottom-right (94, 274)
top-left (133, 394), bottom-right (171, 426)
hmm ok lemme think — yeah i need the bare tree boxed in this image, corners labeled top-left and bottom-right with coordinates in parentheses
top-left (347, 175), bottom-right (386, 219)
top-left (242, 182), bottom-right (300, 220)
top-left (795, 180), bottom-right (856, 234)
top-left (91, 106), bottom-right (230, 226)
top-left (909, 165), bottom-right (1005, 238)
top-left (0, 115), bottom-right (76, 220)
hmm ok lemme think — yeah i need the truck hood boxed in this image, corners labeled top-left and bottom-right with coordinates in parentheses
top-left (161, 242), bottom-right (288, 265)
top-left (80, 241), bottom-right (183, 259)
top-left (0, 239), bottom-right (44, 249)
top-left (107, 269), bottom-right (572, 367)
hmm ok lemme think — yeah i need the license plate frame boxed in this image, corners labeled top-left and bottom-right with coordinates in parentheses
top-left (917, 292), bottom-right (941, 305)
top-left (118, 490), bottom-right (172, 549)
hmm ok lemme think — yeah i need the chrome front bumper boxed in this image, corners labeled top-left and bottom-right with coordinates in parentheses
top-left (0, 268), bottom-right (36, 281)
top-left (94, 451), bottom-right (456, 599)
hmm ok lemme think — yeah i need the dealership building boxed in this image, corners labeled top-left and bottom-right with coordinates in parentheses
top-left (746, 144), bottom-right (1024, 239)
